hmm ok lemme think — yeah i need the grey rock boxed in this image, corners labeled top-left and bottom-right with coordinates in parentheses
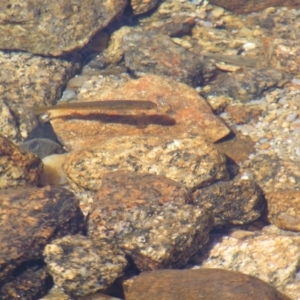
top-left (26, 122), bottom-right (58, 142)
top-left (20, 138), bottom-right (64, 159)
top-left (202, 67), bottom-right (287, 102)
top-left (122, 31), bottom-right (213, 87)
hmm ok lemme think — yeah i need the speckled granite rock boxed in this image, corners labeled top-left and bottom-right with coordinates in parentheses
top-left (257, 9), bottom-right (300, 76)
top-left (63, 135), bottom-right (229, 191)
top-left (148, 0), bottom-right (197, 20)
top-left (191, 177), bottom-right (265, 226)
top-left (267, 38), bottom-right (300, 76)
top-left (88, 172), bottom-right (214, 271)
top-left (202, 68), bottom-right (286, 103)
top-left (0, 186), bottom-right (84, 299)
top-left (0, 0), bottom-right (126, 56)
top-left (234, 85), bottom-right (300, 193)
top-left (0, 134), bottom-right (42, 189)
top-left (0, 51), bottom-right (80, 140)
top-left (208, 0), bottom-right (300, 14)
top-left (125, 268), bottom-right (290, 300)
top-left (122, 31), bottom-right (212, 87)
top-left (44, 235), bottom-right (127, 298)
top-left (240, 154), bottom-right (300, 193)
top-left (194, 230), bottom-right (300, 299)
top-left (99, 26), bottom-right (133, 66)
top-left (50, 75), bottom-right (231, 150)
top-left (266, 190), bottom-right (300, 232)
top-left (0, 99), bottom-right (18, 141)
top-left (131, 0), bottom-right (159, 15)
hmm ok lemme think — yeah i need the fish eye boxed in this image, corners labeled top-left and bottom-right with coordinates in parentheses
top-left (39, 113), bottom-right (50, 123)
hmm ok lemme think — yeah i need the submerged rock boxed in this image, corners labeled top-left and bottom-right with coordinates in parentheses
top-left (125, 268), bottom-right (290, 300)
top-left (44, 235), bottom-right (127, 298)
top-left (0, 186), bottom-right (84, 299)
top-left (63, 135), bottom-right (229, 191)
top-left (0, 134), bottom-right (42, 189)
top-left (88, 171), bottom-right (213, 271)
top-left (0, 0), bottom-right (127, 56)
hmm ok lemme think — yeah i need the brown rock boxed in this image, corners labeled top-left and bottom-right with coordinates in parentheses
top-left (1, 265), bottom-right (51, 300)
top-left (208, 0), bottom-right (300, 14)
top-left (0, 186), bottom-right (84, 299)
top-left (214, 131), bottom-right (256, 163)
top-left (225, 104), bottom-right (264, 125)
top-left (131, 0), bottom-right (159, 15)
top-left (63, 135), bottom-right (229, 191)
top-left (266, 190), bottom-right (300, 231)
top-left (50, 75), bottom-right (231, 150)
top-left (206, 95), bottom-right (233, 114)
top-left (202, 68), bottom-right (285, 102)
top-left (88, 171), bottom-right (213, 271)
top-left (152, 14), bottom-right (196, 37)
top-left (191, 178), bottom-right (265, 226)
top-left (44, 235), bottom-right (127, 298)
top-left (0, 0), bottom-right (126, 56)
top-left (125, 268), bottom-right (290, 300)
top-left (122, 31), bottom-right (209, 87)
top-left (0, 134), bottom-right (42, 189)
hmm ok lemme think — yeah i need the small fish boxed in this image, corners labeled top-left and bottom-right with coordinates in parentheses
top-left (26, 100), bottom-right (158, 115)
top-left (202, 52), bottom-right (265, 68)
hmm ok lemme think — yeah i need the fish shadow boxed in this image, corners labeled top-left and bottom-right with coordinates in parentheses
top-left (51, 112), bottom-right (176, 128)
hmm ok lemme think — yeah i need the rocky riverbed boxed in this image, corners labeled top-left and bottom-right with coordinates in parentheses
top-left (1, 0), bottom-right (300, 299)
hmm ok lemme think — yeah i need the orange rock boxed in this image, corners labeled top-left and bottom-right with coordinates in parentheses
top-left (50, 75), bottom-right (230, 151)
top-left (266, 190), bottom-right (300, 231)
